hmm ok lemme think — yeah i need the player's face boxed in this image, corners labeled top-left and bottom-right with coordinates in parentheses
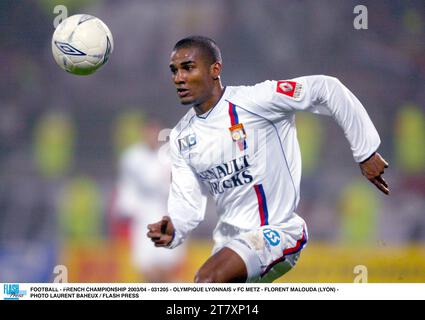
top-left (169, 47), bottom-right (216, 106)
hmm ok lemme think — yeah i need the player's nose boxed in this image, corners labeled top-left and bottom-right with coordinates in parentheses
top-left (173, 70), bottom-right (185, 84)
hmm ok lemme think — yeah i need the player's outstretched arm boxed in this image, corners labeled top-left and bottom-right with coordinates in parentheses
top-left (147, 216), bottom-right (175, 247)
top-left (359, 152), bottom-right (390, 195)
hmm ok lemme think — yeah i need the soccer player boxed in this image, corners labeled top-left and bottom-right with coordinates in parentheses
top-left (147, 36), bottom-right (389, 283)
top-left (115, 120), bottom-right (186, 282)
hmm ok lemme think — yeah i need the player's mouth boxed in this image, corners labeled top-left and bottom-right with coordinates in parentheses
top-left (177, 88), bottom-right (190, 98)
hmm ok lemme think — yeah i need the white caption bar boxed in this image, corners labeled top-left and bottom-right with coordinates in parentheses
top-left (1, 283), bottom-right (424, 300)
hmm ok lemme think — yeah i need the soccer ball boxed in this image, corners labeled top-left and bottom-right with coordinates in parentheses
top-left (52, 14), bottom-right (113, 75)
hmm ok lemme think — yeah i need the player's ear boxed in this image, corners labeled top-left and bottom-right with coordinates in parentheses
top-left (210, 61), bottom-right (222, 80)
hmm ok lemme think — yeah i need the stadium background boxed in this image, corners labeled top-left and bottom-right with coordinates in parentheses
top-left (0, 0), bottom-right (424, 282)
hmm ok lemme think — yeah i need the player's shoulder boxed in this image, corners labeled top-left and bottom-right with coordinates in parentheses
top-left (228, 77), bottom-right (309, 95)
top-left (223, 81), bottom-right (272, 108)
top-left (228, 75), bottom-right (333, 106)
top-left (225, 80), bottom-right (286, 111)
top-left (228, 80), bottom-right (276, 97)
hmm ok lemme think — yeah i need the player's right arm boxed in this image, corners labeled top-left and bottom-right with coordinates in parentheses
top-left (147, 126), bottom-right (208, 248)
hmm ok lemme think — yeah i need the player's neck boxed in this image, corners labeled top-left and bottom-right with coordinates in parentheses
top-left (193, 83), bottom-right (224, 116)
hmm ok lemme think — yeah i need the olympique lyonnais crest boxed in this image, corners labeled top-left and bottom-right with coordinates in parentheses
top-left (229, 123), bottom-right (247, 151)
top-left (276, 80), bottom-right (303, 100)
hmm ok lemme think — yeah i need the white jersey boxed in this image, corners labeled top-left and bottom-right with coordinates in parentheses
top-left (167, 75), bottom-right (381, 249)
top-left (117, 144), bottom-right (171, 220)
top-left (116, 143), bottom-right (186, 269)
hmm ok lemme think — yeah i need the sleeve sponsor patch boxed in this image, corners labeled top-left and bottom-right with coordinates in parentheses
top-left (276, 80), bottom-right (303, 101)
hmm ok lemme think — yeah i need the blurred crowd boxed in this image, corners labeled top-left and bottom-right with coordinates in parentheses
top-left (0, 0), bottom-right (424, 281)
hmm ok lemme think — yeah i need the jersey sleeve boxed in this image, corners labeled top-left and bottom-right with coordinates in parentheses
top-left (167, 128), bottom-right (208, 249)
top-left (247, 75), bottom-right (381, 162)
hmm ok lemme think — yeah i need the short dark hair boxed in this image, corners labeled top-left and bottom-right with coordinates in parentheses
top-left (173, 36), bottom-right (222, 65)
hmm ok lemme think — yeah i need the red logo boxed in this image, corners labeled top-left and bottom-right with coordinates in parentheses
top-left (276, 80), bottom-right (303, 100)
top-left (276, 80), bottom-right (296, 96)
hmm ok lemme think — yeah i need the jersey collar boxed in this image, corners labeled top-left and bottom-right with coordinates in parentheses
top-left (196, 86), bottom-right (227, 119)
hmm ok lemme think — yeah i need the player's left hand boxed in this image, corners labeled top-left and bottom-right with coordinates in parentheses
top-left (359, 152), bottom-right (389, 195)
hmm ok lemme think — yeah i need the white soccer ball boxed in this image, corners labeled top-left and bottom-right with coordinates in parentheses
top-left (52, 14), bottom-right (113, 75)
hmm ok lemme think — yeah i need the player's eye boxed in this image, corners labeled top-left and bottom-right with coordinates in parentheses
top-left (170, 67), bottom-right (177, 74)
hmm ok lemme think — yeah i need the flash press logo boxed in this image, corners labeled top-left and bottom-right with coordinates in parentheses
top-left (3, 284), bottom-right (27, 300)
